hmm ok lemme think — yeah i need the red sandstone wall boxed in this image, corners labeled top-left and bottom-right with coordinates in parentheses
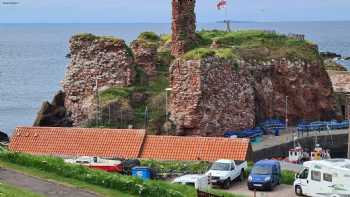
top-left (62, 35), bottom-right (134, 126)
top-left (171, 0), bottom-right (197, 57)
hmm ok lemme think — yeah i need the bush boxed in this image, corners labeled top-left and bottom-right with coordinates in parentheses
top-left (281, 170), bottom-right (295, 185)
top-left (0, 152), bottom-right (191, 197)
top-left (138, 32), bottom-right (160, 42)
top-left (140, 160), bottom-right (210, 174)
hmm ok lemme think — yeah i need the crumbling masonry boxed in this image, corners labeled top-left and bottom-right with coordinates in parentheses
top-left (171, 0), bottom-right (197, 57)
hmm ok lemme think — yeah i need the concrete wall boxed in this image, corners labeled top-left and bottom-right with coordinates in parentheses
top-left (253, 134), bottom-right (348, 161)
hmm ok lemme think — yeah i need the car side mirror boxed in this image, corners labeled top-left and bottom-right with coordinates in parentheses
top-left (295, 173), bottom-right (300, 179)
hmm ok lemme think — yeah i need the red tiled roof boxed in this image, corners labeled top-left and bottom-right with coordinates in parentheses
top-left (9, 127), bottom-right (251, 161)
top-left (140, 135), bottom-right (251, 161)
top-left (9, 127), bottom-right (146, 158)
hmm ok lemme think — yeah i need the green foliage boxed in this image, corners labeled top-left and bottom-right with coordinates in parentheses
top-left (73, 33), bottom-right (123, 43)
top-left (0, 181), bottom-right (44, 197)
top-left (0, 152), bottom-right (193, 197)
top-left (99, 87), bottom-right (132, 104)
top-left (138, 32), bottom-right (161, 42)
top-left (183, 48), bottom-right (238, 61)
top-left (140, 160), bottom-right (211, 174)
top-left (281, 170), bottom-right (296, 185)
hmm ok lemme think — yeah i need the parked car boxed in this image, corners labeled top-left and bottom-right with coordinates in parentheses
top-left (172, 174), bottom-right (209, 190)
top-left (206, 159), bottom-right (247, 189)
top-left (248, 160), bottom-right (281, 191)
top-left (294, 159), bottom-right (350, 197)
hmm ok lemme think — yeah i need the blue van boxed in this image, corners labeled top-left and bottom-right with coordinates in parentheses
top-left (247, 160), bottom-right (281, 190)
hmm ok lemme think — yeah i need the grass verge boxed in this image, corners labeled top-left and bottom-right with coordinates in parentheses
top-left (0, 181), bottom-right (44, 197)
top-left (0, 160), bottom-right (135, 197)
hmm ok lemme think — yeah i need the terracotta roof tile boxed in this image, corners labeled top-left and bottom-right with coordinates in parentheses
top-left (9, 127), bottom-right (146, 158)
top-left (140, 135), bottom-right (251, 161)
top-left (9, 127), bottom-right (251, 161)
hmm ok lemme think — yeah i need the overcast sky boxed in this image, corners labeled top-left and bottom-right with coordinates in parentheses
top-left (0, 0), bottom-right (349, 23)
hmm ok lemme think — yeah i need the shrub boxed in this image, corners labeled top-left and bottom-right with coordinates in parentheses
top-left (138, 32), bottom-right (160, 42)
top-left (140, 160), bottom-right (211, 174)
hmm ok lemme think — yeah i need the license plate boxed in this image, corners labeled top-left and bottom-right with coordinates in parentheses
top-left (253, 184), bottom-right (263, 187)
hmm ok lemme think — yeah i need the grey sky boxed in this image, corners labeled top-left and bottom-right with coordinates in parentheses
top-left (0, 0), bottom-right (349, 23)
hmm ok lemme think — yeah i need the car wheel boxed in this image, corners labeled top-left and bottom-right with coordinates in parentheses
top-left (295, 185), bottom-right (303, 196)
top-left (222, 179), bottom-right (231, 189)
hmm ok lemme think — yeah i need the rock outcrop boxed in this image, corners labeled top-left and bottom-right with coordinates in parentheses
top-left (62, 34), bottom-right (135, 126)
top-left (169, 58), bottom-right (256, 136)
top-left (33, 91), bottom-right (72, 127)
top-left (0, 130), bottom-right (9, 143)
top-left (171, 0), bottom-right (197, 57)
top-left (130, 32), bottom-right (160, 78)
top-left (252, 59), bottom-right (336, 124)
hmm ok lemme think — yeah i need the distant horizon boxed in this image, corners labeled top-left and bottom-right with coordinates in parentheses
top-left (0, 20), bottom-right (350, 24)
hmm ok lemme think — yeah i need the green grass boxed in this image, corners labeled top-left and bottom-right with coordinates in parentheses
top-left (0, 160), bottom-right (135, 197)
top-left (181, 30), bottom-right (320, 63)
top-left (183, 48), bottom-right (238, 61)
top-left (0, 181), bottom-right (44, 197)
top-left (138, 32), bottom-right (160, 42)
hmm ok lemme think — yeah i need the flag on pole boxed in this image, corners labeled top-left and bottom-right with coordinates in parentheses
top-left (217, 0), bottom-right (227, 10)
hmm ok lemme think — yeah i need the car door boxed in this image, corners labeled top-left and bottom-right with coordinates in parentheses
top-left (297, 168), bottom-right (310, 195)
top-left (230, 162), bottom-right (237, 180)
top-left (272, 166), bottom-right (278, 185)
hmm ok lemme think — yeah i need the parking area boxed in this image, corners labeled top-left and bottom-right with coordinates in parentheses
top-left (224, 181), bottom-right (297, 197)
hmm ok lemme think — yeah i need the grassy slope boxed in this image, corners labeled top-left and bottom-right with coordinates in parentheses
top-left (0, 181), bottom-right (44, 197)
top-left (184, 30), bottom-right (319, 63)
top-left (0, 161), bottom-right (135, 197)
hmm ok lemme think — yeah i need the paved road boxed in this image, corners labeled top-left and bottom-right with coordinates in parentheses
top-left (225, 181), bottom-right (297, 197)
top-left (0, 168), bottom-right (100, 197)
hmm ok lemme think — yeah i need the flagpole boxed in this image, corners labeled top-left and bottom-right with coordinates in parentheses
top-left (225, 1), bottom-right (231, 32)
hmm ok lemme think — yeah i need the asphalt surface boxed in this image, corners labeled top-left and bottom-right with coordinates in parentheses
top-left (225, 180), bottom-right (297, 197)
top-left (0, 168), bottom-right (100, 197)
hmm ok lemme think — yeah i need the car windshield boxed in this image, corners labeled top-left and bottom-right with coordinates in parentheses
top-left (210, 162), bottom-right (230, 171)
top-left (251, 166), bottom-right (272, 175)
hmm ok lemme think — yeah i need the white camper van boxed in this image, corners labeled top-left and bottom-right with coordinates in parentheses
top-left (294, 159), bottom-right (350, 197)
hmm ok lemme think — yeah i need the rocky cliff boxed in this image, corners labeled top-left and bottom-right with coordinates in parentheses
top-left (62, 34), bottom-right (135, 126)
top-left (168, 30), bottom-right (337, 135)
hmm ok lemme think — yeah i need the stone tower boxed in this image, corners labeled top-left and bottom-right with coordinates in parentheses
top-left (171, 0), bottom-right (197, 57)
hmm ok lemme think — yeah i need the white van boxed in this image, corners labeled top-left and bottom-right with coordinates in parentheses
top-left (294, 159), bottom-right (350, 197)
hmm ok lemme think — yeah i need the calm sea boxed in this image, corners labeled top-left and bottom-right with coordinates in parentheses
top-left (1, 22), bottom-right (350, 134)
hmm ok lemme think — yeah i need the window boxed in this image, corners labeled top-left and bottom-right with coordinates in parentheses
top-left (311, 170), bottom-right (321, 182)
top-left (323, 173), bottom-right (332, 182)
top-left (299, 168), bottom-right (309, 179)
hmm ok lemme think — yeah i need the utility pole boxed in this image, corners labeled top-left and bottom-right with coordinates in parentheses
top-left (95, 78), bottom-right (99, 127)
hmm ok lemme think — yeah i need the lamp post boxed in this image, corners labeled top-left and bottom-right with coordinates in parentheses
top-left (347, 94), bottom-right (350, 159)
top-left (165, 88), bottom-right (172, 121)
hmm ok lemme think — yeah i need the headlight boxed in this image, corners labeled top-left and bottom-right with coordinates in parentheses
top-left (264, 176), bottom-right (271, 182)
top-left (248, 176), bottom-right (253, 182)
